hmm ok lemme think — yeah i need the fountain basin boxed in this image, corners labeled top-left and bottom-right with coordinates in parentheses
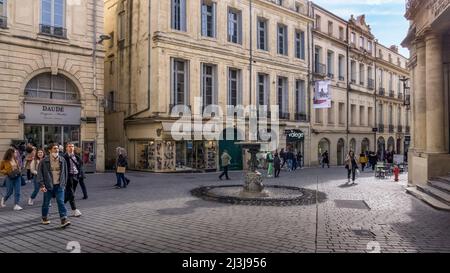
top-left (191, 185), bottom-right (327, 206)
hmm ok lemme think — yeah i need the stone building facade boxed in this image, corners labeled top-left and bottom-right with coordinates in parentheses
top-left (0, 0), bottom-right (105, 172)
top-left (311, 5), bottom-right (410, 167)
top-left (104, 0), bottom-right (312, 172)
top-left (402, 0), bottom-right (450, 208)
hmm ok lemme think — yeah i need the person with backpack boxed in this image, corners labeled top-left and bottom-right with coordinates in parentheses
top-left (219, 150), bottom-right (232, 180)
top-left (0, 148), bottom-right (23, 211)
top-left (28, 149), bottom-right (45, 206)
top-left (321, 151), bottom-right (330, 168)
top-left (115, 147), bottom-right (129, 188)
top-left (359, 153), bottom-right (368, 172)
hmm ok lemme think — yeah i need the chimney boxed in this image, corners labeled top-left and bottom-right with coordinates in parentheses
top-left (390, 45), bottom-right (399, 53)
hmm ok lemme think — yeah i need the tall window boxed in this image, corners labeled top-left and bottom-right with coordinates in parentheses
top-left (201, 64), bottom-right (217, 106)
top-left (397, 106), bottom-right (402, 126)
top-left (118, 12), bottom-right (126, 42)
top-left (228, 8), bottom-right (242, 44)
top-left (0, 0), bottom-right (6, 28)
top-left (389, 105), bottom-right (393, 125)
top-left (171, 59), bottom-right (189, 106)
top-left (339, 26), bottom-right (344, 40)
top-left (379, 69), bottom-right (384, 87)
top-left (295, 30), bottom-right (305, 59)
top-left (368, 41), bottom-right (372, 53)
top-left (257, 18), bottom-right (268, 51)
top-left (228, 68), bottom-right (241, 106)
top-left (368, 107), bottom-right (374, 127)
top-left (277, 77), bottom-right (288, 115)
top-left (359, 106), bottom-right (365, 126)
top-left (338, 55), bottom-right (344, 80)
top-left (315, 15), bottom-right (321, 30)
top-left (397, 76), bottom-right (402, 94)
top-left (40, 0), bottom-right (65, 37)
top-left (351, 104), bottom-right (356, 125)
top-left (359, 63), bottom-right (364, 85)
top-left (257, 74), bottom-right (269, 106)
top-left (351, 32), bottom-right (356, 44)
top-left (108, 91), bottom-right (116, 112)
top-left (25, 73), bottom-right (78, 101)
top-left (327, 51), bottom-right (334, 78)
top-left (389, 73), bottom-right (393, 91)
top-left (378, 103), bottom-right (384, 125)
top-left (360, 36), bottom-right (365, 48)
top-left (171, 0), bottom-right (186, 31)
top-left (350, 61), bottom-right (356, 83)
top-left (328, 101), bottom-right (334, 124)
top-left (328, 21), bottom-right (333, 35)
top-left (339, 102), bottom-right (345, 125)
top-left (201, 1), bottom-right (216, 38)
top-left (296, 80), bottom-right (306, 117)
top-left (277, 24), bottom-right (288, 55)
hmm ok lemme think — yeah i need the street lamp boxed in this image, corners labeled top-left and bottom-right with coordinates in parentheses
top-left (400, 76), bottom-right (410, 110)
top-left (97, 34), bottom-right (112, 44)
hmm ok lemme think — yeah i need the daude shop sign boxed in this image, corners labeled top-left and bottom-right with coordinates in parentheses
top-left (24, 103), bottom-right (81, 125)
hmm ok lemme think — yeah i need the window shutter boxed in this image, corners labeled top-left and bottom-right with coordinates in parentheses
top-left (212, 2), bottom-right (217, 38)
top-left (238, 13), bottom-right (242, 44)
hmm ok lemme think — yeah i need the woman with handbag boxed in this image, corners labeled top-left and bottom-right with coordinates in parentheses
top-left (115, 147), bottom-right (129, 189)
top-left (0, 148), bottom-right (23, 210)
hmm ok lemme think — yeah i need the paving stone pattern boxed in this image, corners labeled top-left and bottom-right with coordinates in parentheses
top-left (0, 167), bottom-right (449, 253)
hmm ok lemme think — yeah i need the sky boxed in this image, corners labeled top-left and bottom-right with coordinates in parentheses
top-left (313, 0), bottom-right (410, 57)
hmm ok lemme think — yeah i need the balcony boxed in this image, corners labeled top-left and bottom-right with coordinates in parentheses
top-left (360, 81), bottom-right (364, 86)
top-left (378, 124), bottom-right (385, 133)
top-left (405, 126), bottom-right (411, 134)
top-left (378, 88), bottom-right (385, 96)
top-left (389, 90), bottom-right (395, 98)
top-left (389, 124), bottom-right (394, 133)
top-left (39, 24), bottom-right (67, 38)
top-left (398, 125), bottom-right (403, 133)
top-left (314, 63), bottom-right (326, 77)
top-left (169, 104), bottom-right (192, 115)
top-left (339, 76), bottom-right (345, 81)
top-left (398, 93), bottom-right (403, 100)
top-left (327, 73), bottom-right (334, 79)
top-left (295, 113), bottom-right (308, 122)
top-left (351, 79), bottom-right (356, 84)
top-left (0, 16), bottom-right (7, 29)
top-left (368, 79), bottom-right (374, 90)
top-left (280, 112), bottom-right (290, 120)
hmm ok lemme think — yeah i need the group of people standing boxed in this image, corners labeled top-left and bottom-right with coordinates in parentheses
top-left (0, 142), bottom-right (88, 228)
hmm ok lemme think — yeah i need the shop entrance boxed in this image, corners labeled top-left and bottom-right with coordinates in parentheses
top-left (24, 125), bottom-right (80, 149)
top-left (285, 129), bottom-right (305, 167)
top-left (219, 129), bottom-right (243, 171)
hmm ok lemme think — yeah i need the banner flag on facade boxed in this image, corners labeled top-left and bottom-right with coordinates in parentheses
top-left (313, 80), bottom-right (331, 109)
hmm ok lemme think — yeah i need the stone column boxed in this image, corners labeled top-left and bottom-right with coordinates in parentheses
top-left (414, 39), bottom-right (426, 151)
top-left (425, 32), bottom-right (446, 153)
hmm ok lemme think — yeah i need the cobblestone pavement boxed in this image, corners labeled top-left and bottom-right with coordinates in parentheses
top-left (0, 167), bottom-right (449, 253)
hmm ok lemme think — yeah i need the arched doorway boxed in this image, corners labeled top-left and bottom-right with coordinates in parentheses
top-left (219, 128), bottom-right (243, 171)
top-left (318, 138), bottom-right (330, 164)
top-left (377, 137), bottom-right (386, 160)
top-left (349, 138), bottom-right (356, 153)
top-left (337, 138), bottom-right (345, 165)
top-left (361, 138), bottom-right (370, 154)
top-left (387, 137), bottom-right (395, 153)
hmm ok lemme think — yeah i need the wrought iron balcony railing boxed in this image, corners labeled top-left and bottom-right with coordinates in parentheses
top-left (378, 124), bottom-right (385, 133)
top-left (405, 126), bottom-right (410, 134)
top-left (339, 76), bottom-right (345, 81)
top-left (398, 125), bottom-right (403, 133)
top-left (39, 24), bottom-right (67, 38)
top-left (389, 90), bottom-right (395, 98)
top-left (398, 93), bottom-right (403, 100)
top-left (295, 113), bottom-right (308, 122)
top-left (314, 63), bottom-right (326, 76)
top-left (327, 73), bottom-right (334, 79)
top-left (379, 88), bottom-right (385, 96)
top-left (280, 112), bottom-right (290, 120)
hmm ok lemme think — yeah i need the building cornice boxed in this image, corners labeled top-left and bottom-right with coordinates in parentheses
top-left (313, 29), bottom-right (348, 49)
top-left (254, 0), bottom-right (314, 23)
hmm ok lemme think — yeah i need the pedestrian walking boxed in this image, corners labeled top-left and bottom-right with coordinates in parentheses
top-left (71, 146), bottom-right (88, 199)
top-left (359, 153), bottom-right (368, 172)
top-left (345, 151), bottom-right (359, 184)
top-left (28, 149), bottom-right (45, 206)
top-left (297, 151), bottom-right (303, 169)
top-left (63, 143), bottom-right (82, 217)
top-left (280, 149), bottom-right (286, 169)
top-left (321, 151), bottom-right (330, 168)
top-left (25, 145), bottom-right (35, 184)
top-left (115, 147), bottom-right (129, 188)
top-left (286, 150), bottom-right (294, 171)
top-left (292, 150), bottom-right (298, 171)
top-left (266, 151), bottom-right (274, 178)
top-left (369, 151), bottom-right (377, 171)
top-left (37, 143), bottom-right (71, 228)
top-left (219, 150), bottom-right (231, 180)
top-left (274, 153), bottom-right (281, 178)
top-left (0, 148), bottom-right (23, 210)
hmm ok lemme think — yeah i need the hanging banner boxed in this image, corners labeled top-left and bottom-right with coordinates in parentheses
top-left (313, 80), bottom-right (331, 109)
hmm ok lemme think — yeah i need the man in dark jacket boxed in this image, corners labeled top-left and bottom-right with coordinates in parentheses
top-left (274, 153), bottom-right (281, 178)
top-left (38, 143), bottom-right (71, 228)
top-left (63, 143), bottom-right (83, 217)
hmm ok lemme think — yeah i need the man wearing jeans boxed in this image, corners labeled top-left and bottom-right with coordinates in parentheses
top-left (38, 143), bottom-right (71, 228)
top-left (63, 143), bottom-right (82, 217)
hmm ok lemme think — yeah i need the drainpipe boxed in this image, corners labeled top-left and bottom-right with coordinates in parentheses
top-left (249, 0), bottom-right (253, 107)
top-left (125, 0), bottom-right (151, 120)
top-left (374, 43), bottom-right (378, 153)
top-left (346, 23), bottom-right (349, 154)
top-left (92, 0), bottom-right (100, 171)
top-left (308, 1), bottom-right (313, 167)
